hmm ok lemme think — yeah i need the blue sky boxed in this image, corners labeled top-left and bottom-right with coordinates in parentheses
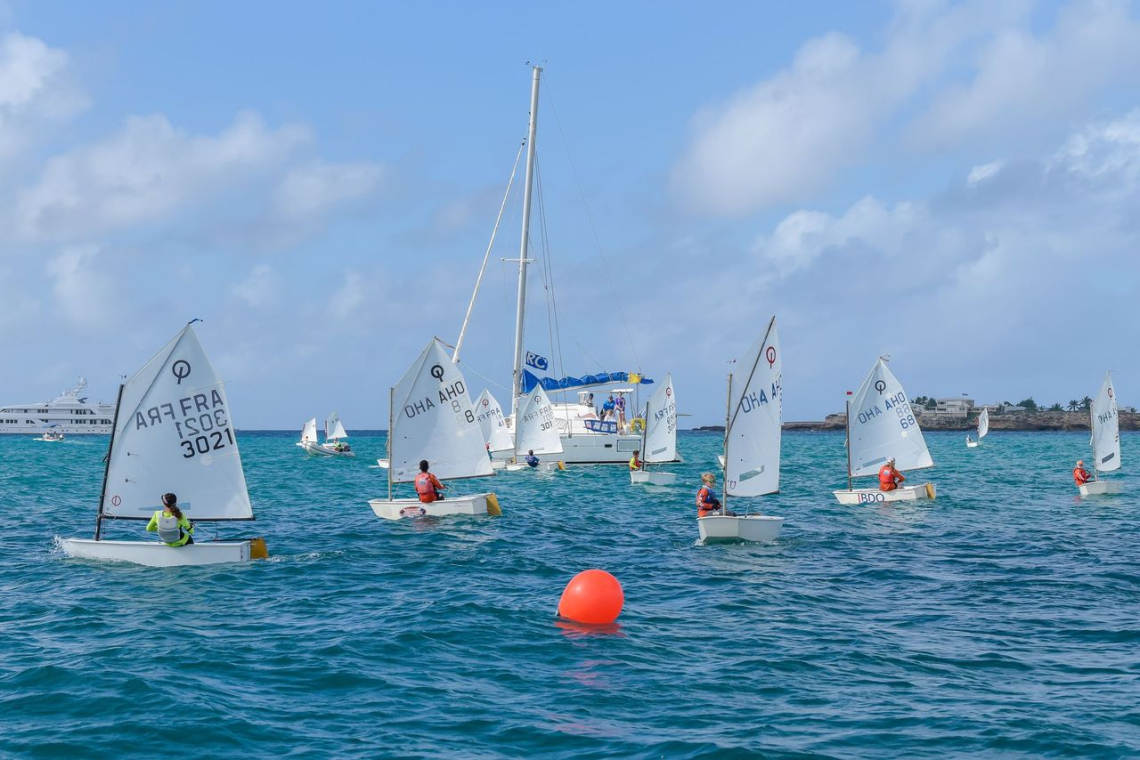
top-left (1, 0), bottom-right (1138, 427)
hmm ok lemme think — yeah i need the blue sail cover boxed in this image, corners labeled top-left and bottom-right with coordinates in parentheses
top-left (521, 370), bottom-right (653, 394)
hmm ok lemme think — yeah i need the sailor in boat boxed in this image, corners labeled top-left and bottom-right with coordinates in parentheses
top-left (145, 493), bottom-right (194, 547)
top-left (696, 473), bottom-right (734, 517)
top-left (525, 450), bottom-right (540, 468)
top-left (1073, 459), bottom-right (1093, 488)
top-left (878, 458), bottom-right (905, 492)
top-left (629, 449), bottom-right (642, 471)
top-left (965, 434), bottom-right (973, 446)
top-left (414, 460), bottom-right (446, 503)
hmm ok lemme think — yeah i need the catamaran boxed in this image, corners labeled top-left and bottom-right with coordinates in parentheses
top-left (1080, 371), bottom-right (1123, 496)
top-left (61, 322), bottom-right (267, 566)
top-left (699, 317), bottom-right (784, 543)
top-left (833, 357), bottom-right (936, 505)
top-left (368, 338), bottom-right (501, 520)
top-left (966, 407), bottom-right (989, 448)
top-left (298, 413), bottom-right (354, 456)
top-left (631, 374), bottom-right (678, 485)
top-left (448, 65), bottom-right (676, 465)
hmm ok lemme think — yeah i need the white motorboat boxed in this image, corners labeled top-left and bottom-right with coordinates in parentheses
top-left (966, 408), bottom-right (989, 448)
top-left (368, 338), bottom-right (500, 520)
top-left (631, 374), bottom-right (678, 486)
top-left (61, 322), bottom-right (267, 567)
top-left (34, 426), bottom-right (65, 442)
top-left (697, 316), bottom-right (784, 544)
top-left (833, 357), bottom-right (936, 505)
top-left (1079, 372), bottom-right (1123, 496)
top-left (0, 377), bottom-right (115, 435)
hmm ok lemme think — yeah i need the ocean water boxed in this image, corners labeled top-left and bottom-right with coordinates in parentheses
top-left (1, 430), bottom-right (1138, 758)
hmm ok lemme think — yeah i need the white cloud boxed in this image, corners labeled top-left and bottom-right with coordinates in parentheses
top-left (0, 32), bottom-right (85, 160)
top-left (44, 245), bottom-right (119, 333)
top-left (1049, 108), bottom-right (1140, 182)
top-left (967, 161), bottom-right (1004, 186)
top-left (273, 161), bottom-right (382, 219)
top-left (329, 271), bottom-right (364, 321)
top-left (232, 264), bottom-right (278, 307)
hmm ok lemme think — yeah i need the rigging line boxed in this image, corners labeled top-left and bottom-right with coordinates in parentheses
top-left (534, 154), bottom-right (567, 385)
top-left (543, 77), bottom-right (642, 372)
top-left (458, 358), bottom-right (514, 395)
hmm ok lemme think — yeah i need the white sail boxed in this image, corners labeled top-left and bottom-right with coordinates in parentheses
top-left (475, 389), bottom-right (513, 452)
top-left (325, 411), bottom-right (348, 441)
top-left (725, 318), bottom-right (781, 497)
top-left (847, 358), bottom-right (933, 477)
top-left (101, 324), bottom-right (253, 521)
top-left (390, 338), bottom-right (494, 484)
top-left (642, 374), bottom-right (677, 464)
top-left (977, 407), bottom-right (990, 439)
top-left (1091, 372), bottom-right (1121, 473)
top-left (300, 417), bottom-right (317, 443)
top-left (514, 385), bottom-right (563, 456)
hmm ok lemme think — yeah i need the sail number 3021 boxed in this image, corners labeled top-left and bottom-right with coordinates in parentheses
top-left (174, 410), bottom-right (236, 458)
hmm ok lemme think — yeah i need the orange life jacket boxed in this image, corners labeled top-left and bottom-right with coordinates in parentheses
top-left (878, 465), bottom-right (900, 491)
top-left (415, 472), bottom-right (438, 503)
top-left (1073, 467), bottom-right (1091, 486)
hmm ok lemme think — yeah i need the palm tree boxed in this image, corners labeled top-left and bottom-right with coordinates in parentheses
top-left (1068, 400), bottom-right (1080, 412)
top-left (1081, 396), bottom-right (1093, 411)
top-left (1049, 403), bottom-right (1063, 412)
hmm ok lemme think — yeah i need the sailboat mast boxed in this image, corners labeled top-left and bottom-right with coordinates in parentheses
top-left (846, 396), bottom-right (853, 492)
top-left (94, 382), bottom-right (126, 541)
top-left (388, 386), bottom-right (395, 501)
top-left (723, 373), bottom-right (732, 513)
top-left (509, 65), bottom-right (542, 429)
top-left (639, 401), bottom-right (649, 472)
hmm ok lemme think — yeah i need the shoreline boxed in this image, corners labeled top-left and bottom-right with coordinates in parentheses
top-left (692, 410), bottom-right (1140, 433)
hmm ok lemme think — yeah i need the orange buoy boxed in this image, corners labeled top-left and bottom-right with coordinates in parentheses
top-left (557, 569), bottom-right (624, 625)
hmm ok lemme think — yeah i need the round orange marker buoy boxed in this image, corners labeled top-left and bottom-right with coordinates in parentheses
top-left (557, 569), bottom-right (624, 625)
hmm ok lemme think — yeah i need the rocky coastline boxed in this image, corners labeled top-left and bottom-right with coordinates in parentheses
top-left (693, 411), bottom-right (1140, 432)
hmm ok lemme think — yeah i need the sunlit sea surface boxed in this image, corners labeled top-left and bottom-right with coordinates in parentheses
top-left (1, 430), bottom-right (1138, 757)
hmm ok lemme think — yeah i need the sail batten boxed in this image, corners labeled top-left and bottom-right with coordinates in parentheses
top-left (1091, 372), bottom-right (1121, 473)
top-left (847, 359), bottom-right (933, 477)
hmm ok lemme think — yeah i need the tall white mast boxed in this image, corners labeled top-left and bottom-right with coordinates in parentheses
top-left (510, 65), bottom-right (542, 427)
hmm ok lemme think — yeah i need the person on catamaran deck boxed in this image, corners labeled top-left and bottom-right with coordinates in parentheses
top-left (1073, 459), bottom-right (1092, 487)
top-left (414, 460), bottom-right (446, 503)
top-left (146, 493), bottom-right (194, 547)
top-left (696, 473), bottom-right (733, 517)
top-left (629, 449), bottom-right (642, 471)
top-left (614, 393), bottom-right (627, 430)
top-left (525, 450), bottom-right (540, 468)
top-left (601, 395), bottom-right (616, 421)
top-left (878, 458), bottom-right (905, 491)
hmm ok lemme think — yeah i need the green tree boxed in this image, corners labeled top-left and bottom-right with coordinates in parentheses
top-left (1068, 400), bottom-right (1080, 412)
top-left (926, 398), bottom-right (936, 409)
top-left (1017, 397), bottom-right (1038, 411)
top-left (1049, 403), bottom-right (1063, 412)
top-left (1081, 395), bottom-right (1093, 411)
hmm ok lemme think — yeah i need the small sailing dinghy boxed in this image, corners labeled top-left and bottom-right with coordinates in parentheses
top-left (1080, 372), bottom-right (1123, 496)
top-left (505, 385), bottom-right (564, 471)
top-left (966, 408), bottom-right (989, 448)
top-left (475, 389), bottom-right (513, 471)
top-left (631, 374), bottom-right (678, 485)
top-left (61, 322), bottom-right (267, 566)
top-left (298, 413), bottom-right (355, 456)
top-left (368, 338), bottom-right (501, 520)
top-left (698, 317), bottom-right (784, 543)
top-left (833, 357), bottom-right (936, 504)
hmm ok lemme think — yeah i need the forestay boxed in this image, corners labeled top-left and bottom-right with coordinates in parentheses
top-left (300, 418), bottom-right (318, 443)
top-left (977, 407), bottom-right (990, 439)
top-left (725, 318), bottom-right (781, 497)
top-left (643, 374), bottom-right (677, 464)
top-left (514, 386), bottom-right (563, 456)
top-left (325, 412), bottom-right (347, 441)
top-left (1091, 372), bottom-right (1120, 473)
top-left (475, 389), bottom-right (513, 452)
top-left (102, 324), bottom-right (253, 521)
top-left (848, 358), bottom-right (933, 477)
top-left (390, 338), bottom-right (493, 483)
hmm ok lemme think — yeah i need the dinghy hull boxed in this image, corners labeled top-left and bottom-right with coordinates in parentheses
top-left (300, 441), bottom-right (355, 457)
top-left (697, 515), bottom-right (783, 543)
top-left (368, 492), bottom-right (500, 520)
top-left (1079, 480), bottom-right (1124, 496)
top-left (833, 483), bottom-right (936, 505)
top-left (965, 441), bottom-right (979, 448)
top-left (61, 539), bottom-right (257, 567)
top-left (630, 470), bottom-right (678, 486)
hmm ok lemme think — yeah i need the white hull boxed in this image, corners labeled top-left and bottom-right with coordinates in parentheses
top-left (965, 441), bottom-right (979, 448)
top-left (490, 459), bottom-right (506, 471)
top-left (61, 539), bottom-right (253, 566)
top-left (717, 454), bottom-right (725, 468)
top-left (368, 492), bottom-right (500, 520)
top-left (376, 458), bottom-right (389, 468)
top-left (697, 514), bottom-right (783, 543)
top-left (495, 431), bottom-right (654, 465)
top-left (630, 470), bottom-right (678, 485)
top-left (833, 483), bottom-right (936, 505)
top-left (1079, 480), bottom-right (1124, 496)
top-left (299, 441), bottom-right (355, 457)
top-left (505, 461), bottom-right (563, 472)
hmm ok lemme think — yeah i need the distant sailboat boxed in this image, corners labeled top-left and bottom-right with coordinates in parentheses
top-left (298, 413), bottom-right (355, 457)
top-left (966, 407), bottom-right (989, 448)
top-left (61, 323), bottom-right (267, 566)
top-left (475, 389), bottom-right (512, 470)
top-left (368, 338), bottom-right (501, 519)
top-left (631, 374), bottom-right (678, 485)
top-left (1080, 372), bottom-right (1123, 496)
top-left (505, 385), bottom-right (564, 471)
top-left (833, 357), bottom-right (936, 504)
top-left (698, 317), bottom-right (784, 543)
